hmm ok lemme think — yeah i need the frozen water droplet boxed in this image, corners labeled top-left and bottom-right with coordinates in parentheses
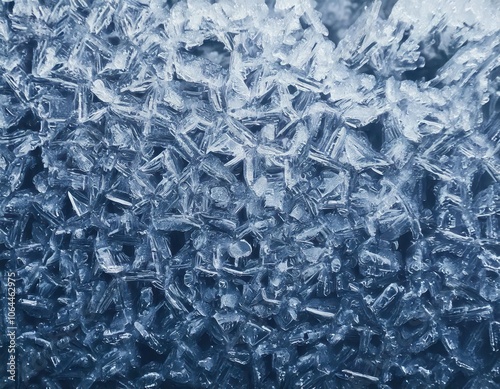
top-left (228, 240), bottom-right (252, 259)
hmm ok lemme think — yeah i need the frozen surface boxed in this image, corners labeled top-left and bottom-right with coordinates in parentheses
top-left (0, 0), bottom-right (499, 387)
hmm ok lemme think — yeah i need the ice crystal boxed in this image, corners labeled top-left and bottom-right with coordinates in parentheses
top-left (0, 0), bottom-right (499, 388)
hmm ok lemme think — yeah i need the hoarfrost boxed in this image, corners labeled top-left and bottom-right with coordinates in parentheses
top-left (0, 0), bottom-right (499, 387)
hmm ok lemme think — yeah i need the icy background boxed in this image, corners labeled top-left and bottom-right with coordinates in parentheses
top-left (0, 0), bottom-right (499, 387)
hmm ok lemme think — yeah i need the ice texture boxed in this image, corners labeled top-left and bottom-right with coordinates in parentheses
top-left (0, 0), bottom-right (499, 388)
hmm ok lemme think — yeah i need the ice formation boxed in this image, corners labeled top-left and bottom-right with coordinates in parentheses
top-left (0, 0), bottom-right (499, 387)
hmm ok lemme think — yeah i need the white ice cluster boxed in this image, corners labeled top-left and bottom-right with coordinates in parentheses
top-left (0, 0), bottom-right (499, 387)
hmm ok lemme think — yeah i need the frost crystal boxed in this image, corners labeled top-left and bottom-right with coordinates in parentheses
top-left (1, 0), bottom-right (499, 387)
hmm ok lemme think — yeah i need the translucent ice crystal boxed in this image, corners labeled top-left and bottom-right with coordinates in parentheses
top-left (0, 0), bottom-right (499, 388)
